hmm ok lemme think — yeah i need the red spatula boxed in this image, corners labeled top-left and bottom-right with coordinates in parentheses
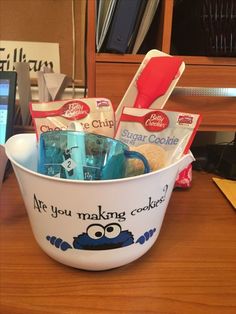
top-left (133, 56), bottom-right (183, 109)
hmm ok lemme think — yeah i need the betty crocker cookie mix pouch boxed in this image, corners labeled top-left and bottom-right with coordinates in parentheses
top-left (115, 107), bottom-right (201, 176)
top-left (30, 98), bottom-right (115, 140)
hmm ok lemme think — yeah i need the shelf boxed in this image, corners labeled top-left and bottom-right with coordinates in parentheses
top-left (95, 53), bottom-right (144, 63)
top-left (95, 53), bottom-right (236, 66)
top-left (178, 56), bottom-right (236, 66)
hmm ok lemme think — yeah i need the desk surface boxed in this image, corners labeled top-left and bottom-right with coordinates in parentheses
top-left (0, 171), bottom-right (236, 314)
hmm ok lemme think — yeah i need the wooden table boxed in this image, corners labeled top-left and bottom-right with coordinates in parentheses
top-left (1, 171), bottom-right (236, 314)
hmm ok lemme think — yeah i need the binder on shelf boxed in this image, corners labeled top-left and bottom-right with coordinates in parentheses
top-left (127, 0), bottom-right (148, 53)
top-left (132, 0), bottom-right (160, 54)
top-left (96, 0), bottom-right (117, 52)
top-left (105, 0), bottom-right (144, 54)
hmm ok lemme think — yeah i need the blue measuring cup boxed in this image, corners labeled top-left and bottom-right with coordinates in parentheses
top-left (38, 130), bottom-right (150, 180)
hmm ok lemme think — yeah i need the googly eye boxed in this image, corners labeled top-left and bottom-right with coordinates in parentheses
top-left (104, 223), bottom-right (121, 239)
top-left (86, 224), bottom-right (105, 239)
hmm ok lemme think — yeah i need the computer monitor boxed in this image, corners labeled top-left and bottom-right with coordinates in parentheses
top-left (0, 71), bottom-right (17, 187)
top-left (0, 71), bottom-right (17, 145)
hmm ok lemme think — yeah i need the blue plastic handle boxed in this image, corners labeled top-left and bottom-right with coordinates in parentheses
top-left (124, 150), bottom-right (150, 174)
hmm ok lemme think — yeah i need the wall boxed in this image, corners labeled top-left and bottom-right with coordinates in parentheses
top-left (0, 0), bottom-right (86, 86)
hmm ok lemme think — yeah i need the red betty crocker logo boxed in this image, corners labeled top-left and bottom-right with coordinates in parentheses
top-left (63, 100), bottom-right (90, 120)
top-left (31, 100), bottom-right (90, 120)
top-left (178, 115), bottom-right (193, 125)
top-left (143, 111), bottom-right (169, 131)
top-left (121, 110), bottom-right (169, 132)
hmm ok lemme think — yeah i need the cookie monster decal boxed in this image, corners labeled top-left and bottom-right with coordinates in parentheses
top-left (74, 223), bottom-right (134, 250)
top-left (46, 223), bottom-right (156, 251)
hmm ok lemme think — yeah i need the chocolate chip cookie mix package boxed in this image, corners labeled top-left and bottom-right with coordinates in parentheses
top-left (115, 107), bottom-right (201, 173)
top-left (30, 98), bottom-right (115, 140)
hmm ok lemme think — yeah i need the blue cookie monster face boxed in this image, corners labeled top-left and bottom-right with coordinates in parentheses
top-left (73, 223), bottom-right (134, 250)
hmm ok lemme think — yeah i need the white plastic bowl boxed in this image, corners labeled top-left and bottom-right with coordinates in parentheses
top-left (5, 133), bottom-right (194, 271)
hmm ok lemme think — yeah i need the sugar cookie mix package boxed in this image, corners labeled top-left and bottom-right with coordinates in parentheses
top-left (30, 98), bottom-right (115, 140)
top-left (115, 107), bottom-right (201, 175)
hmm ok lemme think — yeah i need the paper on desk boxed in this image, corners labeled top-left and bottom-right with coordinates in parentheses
top-left (37, 68), bottom-right (70, 101)
top-left (212, 177), bottom-right (236, 209)
top-left (37, 66), bottom-right (53, 102)
top-left (43, 73), bottom-right (70, 100)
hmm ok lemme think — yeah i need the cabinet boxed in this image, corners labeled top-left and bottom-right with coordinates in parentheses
top-left (87, 0), bottom-right (236, 131)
